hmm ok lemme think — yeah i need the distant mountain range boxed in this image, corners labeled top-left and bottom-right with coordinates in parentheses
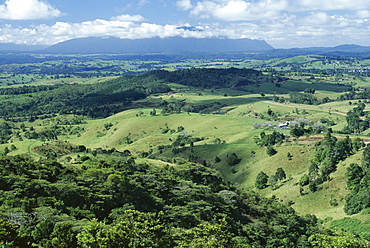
top-left (1, 37), bottom-right (370, 58)
top-left (41, 36), bottom-right (273, 54)
top-left (256, 44), bottom-right (370, 59)
top-left (0, 43), bottom-right (47, 52)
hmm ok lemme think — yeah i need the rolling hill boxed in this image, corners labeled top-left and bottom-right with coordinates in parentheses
top-left (1, 60), bottom-right (370, 246)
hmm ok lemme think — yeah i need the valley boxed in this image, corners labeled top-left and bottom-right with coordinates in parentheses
top-left (1, 53), bottom-right (370, 247)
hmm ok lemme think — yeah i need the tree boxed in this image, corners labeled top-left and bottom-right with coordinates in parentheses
top-left (275, 168), bottom-right (286, 181)
top-left (308, 231), bottom-right (369, 247)
top-left (226, 153), bottom-right (241, 166)
top-left (105, 210), bottom-right (173, 248)
top-left (77, 219), bottom-right (109, 248)
top-left (176, 221), bottom-right (237, 248)
top-left (345, 163), bottom-right (364, 189)
top-left (290, 127), bottom-right (305, 138)
top-left (309, 182), bottom-right (317, 193)
top-left (255, 171), bottom-right (269, 189)
top-left (304, 88), bottom-right (315, 94)
top-left (266, 146), bottom-right (277, 156)
top-left (255, 131), bottom-right (285, 147)
top-left (352, 137), bottom-right (365, 151)
top-left (45, 222), bottom-right (78, 248)
top-left (363, 144), bottom-right (370, 168)
top-left (287, 152), bottom-right (292, 160)
top-left (150, 109), bottom-right (156, 116)
top-left (0, 219), bottom-right (18, 245)
top-left (269, 175), bottom-right (278, 189)
top-left (214, 156), bottom-right (221, 163)
top-left (299, 174), bottom-right (310, 186)
top-left (31, 220), bottom-right (55, 244)
top-left (3, 147), bottom-right (9, 155)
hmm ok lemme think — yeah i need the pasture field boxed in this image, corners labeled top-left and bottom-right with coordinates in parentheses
top-left (0, 88), bottom-right (362, 223)
top-left (2, 55), bottom-right (370, 237)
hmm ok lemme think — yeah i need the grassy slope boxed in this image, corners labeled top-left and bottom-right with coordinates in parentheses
top-left (0, 78), bottom-right (367, 225)
top-left (57, 92), bottom-right (363, 222)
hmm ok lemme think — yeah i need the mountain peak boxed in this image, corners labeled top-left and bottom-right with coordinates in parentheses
top-left (42, 36), bottom-right (274, 54)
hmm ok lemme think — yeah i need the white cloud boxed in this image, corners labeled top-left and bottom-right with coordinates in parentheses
top-left (301, 12), bottom-right (331, 25)
top-left (2, 1), bottom-right (370, 49)
top-left (296, 0), bottom-right (370, 11)
top-left (0, 0), bottom-right (62, 20)
top-left (357, 10), bottom-right (370, 19)
top-left (0, 13), bottom-right (366, 49)
top-left (189, 0), bottom-right (286, 21)
top-left (138, 0), bottom-right (150, 7)
top-left (182, 0), bottom-right (370, 21)
top-left (176, 0), bottom-right (193, 10)
top-left (111, 14), bottom-right (145, 22)
top-left (0, 19), bottom-right (188, 45)
top-left (213, 0), bottom-right (250, 20)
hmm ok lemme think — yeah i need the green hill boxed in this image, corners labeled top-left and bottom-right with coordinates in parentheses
top-left (0, 67), bottom-right (370, 246)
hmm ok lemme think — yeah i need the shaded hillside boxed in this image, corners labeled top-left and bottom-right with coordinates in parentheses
top-left (0, 68), bottom-right (279, 119)
top-left (146, 67), bottom-right (279, 88)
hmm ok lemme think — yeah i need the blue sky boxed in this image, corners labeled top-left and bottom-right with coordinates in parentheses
top-left (1, 0), bottom-right (370, 48)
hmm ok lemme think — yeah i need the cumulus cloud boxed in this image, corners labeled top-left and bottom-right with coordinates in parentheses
top-left (0, 19), bottom-right (190, 45)
top-left (1, 0), bottom-right (370, 49)
top-left (180, 0), bottom-right (370, 21)
top-left (1, 13), bottom-right (369, 49)
top-left (111, 14), bottom-right (145, 22)
top-left (188, 0), bottom-right (287, 21)
top-left (0, 0), bottom-right (62, 20)
top-left (301, 12), bottom-right (331, 25)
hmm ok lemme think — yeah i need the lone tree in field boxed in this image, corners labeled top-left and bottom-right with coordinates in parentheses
top-left (255, 171), bottom-right (269, 189)
top-left (275, 168), bottom-right (286, 181)
top-left (226, 153), bottom-right (241, 166)
top-left (266, 146), bottom-right (277, 156)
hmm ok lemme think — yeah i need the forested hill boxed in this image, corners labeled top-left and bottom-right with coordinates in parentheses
top-left (0, 153), bottom-right (363, 247)
top-left (146, 67), bottom-right (279, 88)
top-left (0, 68), bottom-right (280, 119)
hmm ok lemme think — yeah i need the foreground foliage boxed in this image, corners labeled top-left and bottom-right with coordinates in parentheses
top-left (0, 154), bottom-right (365, 247)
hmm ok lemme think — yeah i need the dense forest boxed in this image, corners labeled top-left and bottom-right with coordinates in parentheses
top-left (0, 153), bottom-right (367, 247)
top-left (0, 75), bottom-right (171, 119)
top-left (145, 67), bottom-right (283, 88)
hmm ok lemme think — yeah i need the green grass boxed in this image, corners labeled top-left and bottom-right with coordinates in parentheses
top-left (0, 71), bottom-right (368, 228)
top-left (49, 94), bottom-right (352, 223)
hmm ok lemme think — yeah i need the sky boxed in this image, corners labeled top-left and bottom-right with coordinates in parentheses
top-left (0, 0), bottom-right (370, 48)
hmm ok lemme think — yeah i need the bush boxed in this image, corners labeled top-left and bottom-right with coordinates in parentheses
top-left (226, 153), bottom-right (241, 166)
top-left (266, 146), bottom-right (277, 156)
top-left (299, 174), bottom-right (310, 186)
top-left (255, 171), bottom-right (269, 189)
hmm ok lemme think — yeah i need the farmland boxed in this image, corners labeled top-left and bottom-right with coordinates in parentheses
top-left (1, 53), bottom-right (370, 246)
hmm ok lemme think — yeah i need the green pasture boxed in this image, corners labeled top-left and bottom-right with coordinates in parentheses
top-left (1, 60), bottom-right (370, 231)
